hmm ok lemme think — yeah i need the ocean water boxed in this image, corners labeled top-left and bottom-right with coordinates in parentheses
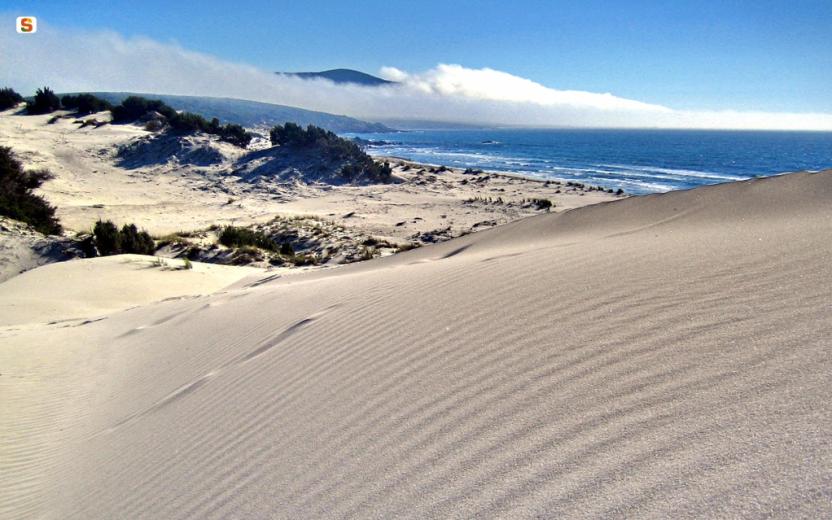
top-left (351, 129), bottom-right (832, 194)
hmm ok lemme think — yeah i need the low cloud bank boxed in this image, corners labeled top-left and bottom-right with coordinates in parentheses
top-left (2, 25), bottom-right (830, 130)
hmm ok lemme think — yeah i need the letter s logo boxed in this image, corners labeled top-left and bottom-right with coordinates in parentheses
top-left (16, 17), bottom-right (37, 34)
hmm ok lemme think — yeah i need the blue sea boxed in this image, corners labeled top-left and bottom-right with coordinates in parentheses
top-left (350, 129), bottom-right (832, 194)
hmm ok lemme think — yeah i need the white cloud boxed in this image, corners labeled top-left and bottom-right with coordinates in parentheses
top-left (1, 24), bottom-right (830, 131)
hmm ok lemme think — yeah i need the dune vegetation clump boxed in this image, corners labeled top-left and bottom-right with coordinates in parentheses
top-left (527, 197), bottom-right (553, 210)
top-left (218, 225), bottom-right (278, 251)
top-left (110, 96), bottom-right (254, 148)
top-left (60, 94), bottom-right (112, 115)
top-left (269, 122), bottom-right (392, 183)
top-left (0, 87), bottom-right (24, 110)
top-left (0, 146), bottom-right (62, 235)
top-left (26, 87), bottom-right (62, 115)
top-left (93, 220), bottom-right (155, 256)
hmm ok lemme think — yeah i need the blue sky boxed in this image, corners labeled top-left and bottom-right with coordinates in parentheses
top-left (3, 0), bottom-right (831, 115)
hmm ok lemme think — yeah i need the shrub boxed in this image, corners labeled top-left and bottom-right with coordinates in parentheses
top-left (111, 96), bottom-right (177, 122)
top-left (111, 96), bottom-right (253, 148)
top-left (93, 220), bottom-right (120, 255)
top-left (60, 93), bottom-right (112, 114)
top-left (279, 242), bottom-right (294, 256)
top-left (530, 198), bottom-right (553, 210)
top-left (0, 146), bottom-right (62, 234)
top-left (216, 123), bottom-right (253, 148)
top-left (182, 258), bottom-right (193, 270)
top-left (119, 223), bottom-right (155, 254)
top-left (269, 123), bottom-right (392, 183)
top-left (26, 87), bottom-right (61, 115)
top-left (93, 220), bottom-right (155, 256)
top-left (218, 226), bottom-right (276, 251)
top-left (0, 87), bottom-right (24, 110)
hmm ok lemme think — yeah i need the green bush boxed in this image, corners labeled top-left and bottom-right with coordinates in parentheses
top-left (111, 96), bottom-right (253, 147)
top-left (93, 220), bottom-right (120, 255)
top-left (119, 223), bottom-right (155, 254)
top-left (530, 198), bottom-right (553, 210)
top-left (60, 93), bottom-right (112, 114)
top-left (26, 87), bottom-right (61, 115)
top-left (279, 242), bottom-right (294, 256)
top-left (93, 220), bottom-right (155, 256)
top-left (218, 226), bottom-right (276, 251)
top-left (0, 146), bottom-right (61, 234)
top-left (0, 87), bottom-right (24, 110)
top-left (110, 95), bottom-right (177, 122)
top-left (269, 123), bottom-right (392, 183)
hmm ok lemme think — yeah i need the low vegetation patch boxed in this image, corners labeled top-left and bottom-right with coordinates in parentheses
top-left (0, 146), bottom-right (62, 235)
top-left (526, 197), bottom-right (553, 210)
top-left (93, 220), bottom-right (155, 256)
top-left (269, 123), bottom-right (392, 183)
top-left (0, 87), bottom-right (24, 110)
top-left (26, 87), bottom-right (61, 115)
top-left (218, 225), bottom-right (278, 251)
top-left (60, 93), bottom-right (112, 114)
top-left (111, 95), bottom-right (253, 148)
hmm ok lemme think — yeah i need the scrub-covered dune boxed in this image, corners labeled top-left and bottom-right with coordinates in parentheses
top-left (1, 170), bottom-right (830, 519)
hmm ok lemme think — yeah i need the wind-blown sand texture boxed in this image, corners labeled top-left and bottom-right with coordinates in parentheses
top-left (0, 255), bottom-right (262, 327)
top-left (2, 170), bottom-right (830, 518)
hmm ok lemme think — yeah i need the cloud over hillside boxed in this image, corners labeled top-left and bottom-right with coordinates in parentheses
top-left (2, 25), bottom-right (830, 130)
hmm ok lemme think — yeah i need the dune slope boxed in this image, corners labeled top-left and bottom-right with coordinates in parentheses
top-left (2, 171), bottom-right (831, 519)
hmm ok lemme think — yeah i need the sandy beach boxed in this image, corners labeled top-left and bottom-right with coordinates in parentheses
top-left (2, 114), bottom-right (830, 517)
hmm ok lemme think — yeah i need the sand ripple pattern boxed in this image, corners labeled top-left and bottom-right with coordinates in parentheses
top-left (2, 172), bottom-right (831, 519)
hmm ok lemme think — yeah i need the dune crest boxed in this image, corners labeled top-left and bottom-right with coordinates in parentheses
top-left (2, 171), bottom-right (831, 518)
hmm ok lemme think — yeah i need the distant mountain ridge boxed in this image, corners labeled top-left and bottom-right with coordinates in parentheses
top-left (276, 69), bottom-right (395, 86)
top-left (86, 92), bottom-right (394, 133)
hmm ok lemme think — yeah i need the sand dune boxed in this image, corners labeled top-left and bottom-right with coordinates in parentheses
top-left (0, 255), bottom-right (262, 327)
top-left (2, 171), bottom-right (831, 518)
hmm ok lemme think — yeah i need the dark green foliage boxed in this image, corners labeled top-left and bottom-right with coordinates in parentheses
top-left (26, 87), bottom-right (61, 115)
top-left (60, 93), bottom-right (112, 114)
top-left (269, 123), bottom-right (393, 183)
top-left (119, 223), bottom-right (155, 254)
top-left (111, 96), bottom-right (253, 147)
top-left (168, 111), bottom-right (207, 132)
top-left (218, 226), bottom-right (277, 251)
top-left (0, 87), bottom-right (24, 110)
top-left (0, 146), bottom-right (62, 234)
top-left (269, 122), bottom-right (315, 146)
top-left (93, 220), bottom-right (155, 256)
top-left (93, 220), bottom-right (120, 255)
top-left (279, 242), bottom-right (294, 256)
top-left (110, 95), bottom-right (177, 122)
top-left (216, 123), bottom-right (252, 148)
top-left (530, 198), bottom-right (553, 210)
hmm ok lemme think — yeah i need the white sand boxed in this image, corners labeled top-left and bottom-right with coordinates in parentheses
top-left (0, 254), bottom-right (262, 327)
top-left (2, 170), bottom-right (830, 518)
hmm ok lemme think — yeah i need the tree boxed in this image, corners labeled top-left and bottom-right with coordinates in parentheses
top-left (0, 87), bottom-right (24, 110)
top-left (26, 87), bottom-right (61, 115)
top-left (0, 146), bottom-right (62, 234)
